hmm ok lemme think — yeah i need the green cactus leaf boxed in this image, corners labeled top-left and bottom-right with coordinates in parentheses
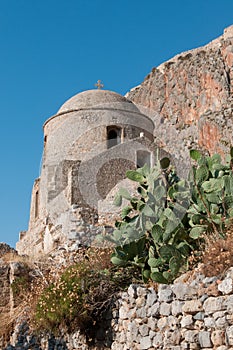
top-left (142, 204), bottom-right (155, 217)
top-left (121, 206), bottom-right (132, 219)
top-left (206, 193), bottom-right (221, 204)
top-left (177, 241), bottom-right (192, 257)
top-left (190, 149), bottom-right (202, 161)
top-left (142, 269), bottom-right (151, 281)
top-left (202, 178), bottom-right (224, 193)
top-left (196, 165), bottom-right (209, 184)
top-left (149, 245), bottom-right (155, 258)
top-left (159, 245), bottom-right (177, 261)
top-left (164, 207), bottom-right (179, 223)
top-left (169, 256), bottom-right (181, 276)
top-left (113, 193), bottom-right (122, 207)
top-left (148, 258), bottom-right (163, 268)
top-left (112, 229), bottom-right (122, 241)
top-left (163, 229), bottom-right (173, 244)
top-left (162, 271), bottom-right (174, 283)
top-left (211, 214), bottom-right (222, 225)
top-left (210, 204), bottom-right (219, 215)
top-left (190, 214), bottom-right (206, 225)
top-left (137, 164), bottom-right (150, 177)
top-left (226, 175), bottom-right (233, 194)
top-left (154, 185), bottom-right (166, 201)
top-left (151, 272), bottom-right (168, 284)
top-left (225, 195), bottom-right (233, 210)
top-left (151, 225), bottom-right (163, 244)
top-left (137, 186), bottom-right (147, 198)
top-left (118, 187), bottom-right (132, 200)
top-left (189, 226), bottom-right (206, 239)
top-left (126, 170), bottom-right (145, 183)
top-left (111, 256), bottom-right (126, 266)
top-left (144, 218), bottom-right (153, 231)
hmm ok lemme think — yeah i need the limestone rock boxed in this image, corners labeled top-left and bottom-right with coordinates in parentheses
top-left (127, 26), bottom-right (233, 174)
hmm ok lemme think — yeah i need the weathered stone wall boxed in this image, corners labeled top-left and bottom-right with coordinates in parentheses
top-left (111, 272), bottom-right (233, 349)
top-left (4, 266), bottom-right (233, 349)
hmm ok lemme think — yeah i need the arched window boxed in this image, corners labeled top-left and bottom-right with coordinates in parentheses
top-left (107, 126), bottom-right (122, 148)
top-left (136, 150), bottom-right (151, 168)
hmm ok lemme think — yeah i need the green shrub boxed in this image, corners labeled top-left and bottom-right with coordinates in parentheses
top-left (188, 149), bottom-right (233, 239)
top-left (104, 149), bottom-right (233, 284)
top-left (34, 255), bottom-right (135, 335)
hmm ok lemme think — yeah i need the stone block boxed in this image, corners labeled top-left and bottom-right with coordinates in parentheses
top-left (215, 316), bottom-right (228, 329)
top-left (203, 296), bottom-right (226, 314)
top-left (157, 317), bottom-right (168, 330)
top-left (160, 302), bottom-right (171, 316)
top-left (218, 278), bottom-right (233, 295)
top-left (128, 284), bottom-right (137, 299)
top-left (146, 288), bottom-right (157, 306)
top-left (148, 302), bottom-right (160, 317)
top-left (181, 315), bottom-right (193, 328)
top-left (139, 324), bottom-right (149, 337)
top-left (147, 317), bottom-right (157, 331)
top-left (172, 282), bottom-right (196, 300)
top-left (172, 300), bottom-right (184, 316)
top-left (198, 331), bottom-right (212, 348)
top-left (158, 285), bottom-right (174, 302)
top-left (211, 330), bottom-right (225, 346)
top-left (152, 333), bottom-right (163, 347)
top-left (226, 325), bottom-right (233, 346)
top-left (204, 317), bottom-right (215, 328)
top-left (183, 330), bottom-right (199, 343)
top-left (182, 300), bottom-right (203, 314)
top-left (139, 336), bottom-right (152, 349)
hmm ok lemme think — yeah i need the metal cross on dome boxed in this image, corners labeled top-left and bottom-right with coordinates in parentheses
top-left (95, 80), bottom-right (104, 89)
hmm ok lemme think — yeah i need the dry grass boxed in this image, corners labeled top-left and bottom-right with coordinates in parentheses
top-left (198, 226), bottom-right (233, 277)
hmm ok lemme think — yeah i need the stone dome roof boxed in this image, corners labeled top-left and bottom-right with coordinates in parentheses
top-left (57, 89), bottom-right (140, 113)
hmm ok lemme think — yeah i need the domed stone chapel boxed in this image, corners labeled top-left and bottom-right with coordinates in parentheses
top-left (16, 88), bottom-right (162, 256)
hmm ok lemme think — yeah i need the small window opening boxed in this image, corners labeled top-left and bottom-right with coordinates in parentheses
top-left (136, 150), bottom-right (151, 168)
top-left (107, 126), bottom-right (122, 148)
top-left (35, 190), bottom-right (39, 218)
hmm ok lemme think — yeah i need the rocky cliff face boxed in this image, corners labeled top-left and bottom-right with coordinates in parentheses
top-left (127, 25), bottom-right (233, 173)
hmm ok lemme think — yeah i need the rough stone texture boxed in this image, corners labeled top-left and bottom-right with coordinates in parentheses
top-left (16, 89), bottom-right (163, 257)
top-left (126, 25), bottom-right (233, 176)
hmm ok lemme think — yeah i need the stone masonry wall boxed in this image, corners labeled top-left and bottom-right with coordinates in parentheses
top-left (111, 271), bottom-right (233, 350)
top-left (4, 267), bottom-right (233, 349)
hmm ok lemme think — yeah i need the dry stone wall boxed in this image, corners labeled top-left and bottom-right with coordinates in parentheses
top-left (111, 271), bottom-right (233, 349)
top-left (4, 267), bottom-right (233, 349)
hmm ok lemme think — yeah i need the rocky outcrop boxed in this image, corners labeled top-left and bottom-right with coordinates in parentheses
top-left (127, 25), bottom-right (233, 173)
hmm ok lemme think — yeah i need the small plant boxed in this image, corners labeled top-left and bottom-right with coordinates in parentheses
top-left (33, 248), bottom-right (134, 337)
top-left (35, 262), bottom-right (91, 333)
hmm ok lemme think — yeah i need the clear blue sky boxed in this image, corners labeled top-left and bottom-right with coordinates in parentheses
top-left (1, 0), bottom-right (233, 248)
